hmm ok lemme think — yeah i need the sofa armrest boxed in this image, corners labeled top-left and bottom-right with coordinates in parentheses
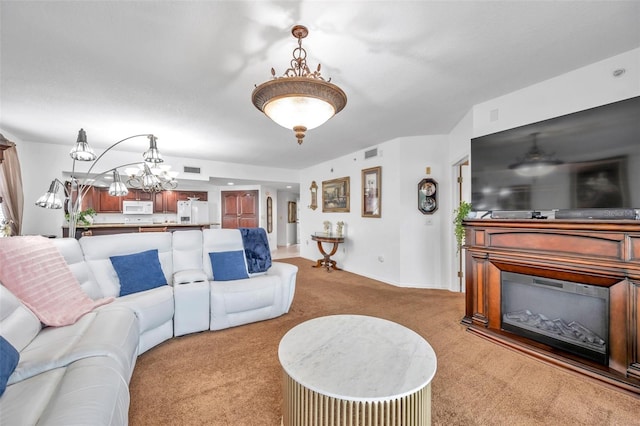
top-left (173, 269), bottom-right (208, 286)
top-left (266, 261), bottom-right (298, 312)
top-left (172, 270), bottom-right (209, 336)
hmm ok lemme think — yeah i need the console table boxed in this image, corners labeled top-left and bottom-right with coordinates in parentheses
top-left (311, 233), bottom-right (345, 272)
top-left (278, 315), bottom-right (437, 426)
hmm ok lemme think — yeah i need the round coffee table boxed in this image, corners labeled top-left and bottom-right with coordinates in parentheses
top-left (278, 315), bottom-right (437, 426)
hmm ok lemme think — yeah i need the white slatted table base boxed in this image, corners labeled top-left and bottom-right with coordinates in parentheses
top-left (282, 372), bottom-right (431, 426)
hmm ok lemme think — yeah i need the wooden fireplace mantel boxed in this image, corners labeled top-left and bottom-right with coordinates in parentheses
top-left (462, 218), bottom-right (640, 396)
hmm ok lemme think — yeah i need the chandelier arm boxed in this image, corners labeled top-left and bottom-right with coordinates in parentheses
top-left (84, 134), bottom-right (153, 177)
top-left (76, 161), bottom-right (147, 203)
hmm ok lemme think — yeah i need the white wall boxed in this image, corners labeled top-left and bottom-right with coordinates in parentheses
top-left (13, 139), bottom-right (299, 237)
top-left (473, 48), bottom-right (640, 137)
top-left (299, 135), bottom-right (452, 289)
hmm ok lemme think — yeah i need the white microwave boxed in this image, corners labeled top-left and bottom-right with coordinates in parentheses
top-left (122, 200), bottom-right (153, 215)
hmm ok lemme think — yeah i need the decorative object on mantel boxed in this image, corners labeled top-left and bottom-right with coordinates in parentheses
top-left (35, 128), bottom-right (178, 239)
top-left (418, 178), bottom-right (438, 214)
top-left (308, 181), bottom-right (318, 210)
top-left (453, 201), bottom-right (472, 253)
top-left (251, 25), bottom-right (347, 145)
top-left (335, 221), bottom-right (344, 237)
top-left (509, 133), bottom-right (563, 177)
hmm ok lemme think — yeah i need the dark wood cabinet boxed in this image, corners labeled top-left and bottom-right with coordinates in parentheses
top-left (94, 188), bottom-right (154, 213)
top-left (154, 190), bottom-right (178, 213)
top-left (176, 191), bottom-right (207, 201)
top-left (96, 188), bottom-right (123, 212)
top-left (88, 187), bottom-right (207, 213)
top-left (64, 183), bottom-right (97, 213)
top-left (124, 189), bottom-right (153, 201)
top-left (462, 219), bottom-right (640, 396)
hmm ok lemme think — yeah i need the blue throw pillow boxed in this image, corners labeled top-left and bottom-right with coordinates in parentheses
top-left (110, 249), bottom-right (167, 296)
top-left (0, 336), bottom-right (19, 397)
top-left (209, 250), bottom-right (249, 281)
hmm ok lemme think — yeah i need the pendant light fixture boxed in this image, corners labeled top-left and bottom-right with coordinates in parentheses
top-left (251, 25), bottom-right (347, 145)
top-left (509, 133), bottom-right (563, 177)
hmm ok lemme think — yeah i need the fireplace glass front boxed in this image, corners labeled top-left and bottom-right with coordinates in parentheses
top-left (501, 272), bottom-right (609, 365)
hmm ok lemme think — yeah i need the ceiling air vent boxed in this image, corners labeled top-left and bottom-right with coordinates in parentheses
top-left (183, 166), bottom-right (201, 174)
top-left (364, 148), bottom-right (378, 159)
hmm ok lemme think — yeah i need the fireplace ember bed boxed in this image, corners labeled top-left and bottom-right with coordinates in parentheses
top-left (462, 219), bottom-right (640, 396)
top-left (501, 272), bottom-right (608, 365)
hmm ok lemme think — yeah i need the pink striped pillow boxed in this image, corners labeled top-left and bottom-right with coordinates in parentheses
top-left (0, 236), bottom-right (113, 326)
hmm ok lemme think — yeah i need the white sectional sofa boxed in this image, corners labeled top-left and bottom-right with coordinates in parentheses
top-left (0, 228), bottom-right (297, 425)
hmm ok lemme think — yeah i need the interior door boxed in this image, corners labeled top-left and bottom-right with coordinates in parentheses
top-left (221, 190), bottom-right (259, 229)
top-left (455, 159), bottom-right (471, 292)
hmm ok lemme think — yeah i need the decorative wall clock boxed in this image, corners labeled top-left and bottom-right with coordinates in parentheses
top-left (418, 178), bottom-right (438, 214)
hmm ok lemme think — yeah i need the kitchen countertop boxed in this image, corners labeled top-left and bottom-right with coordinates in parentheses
top-left (64, 223), bottom-right (221, 228)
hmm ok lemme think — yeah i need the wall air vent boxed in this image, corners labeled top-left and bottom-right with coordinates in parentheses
top-left (364, 148), bottom-right (378, 159)
top-left (183, 166), bottom-right (201, 174)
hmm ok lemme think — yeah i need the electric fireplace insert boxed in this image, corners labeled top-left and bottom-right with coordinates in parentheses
top-left (501, 271), bottom-right (609, 365)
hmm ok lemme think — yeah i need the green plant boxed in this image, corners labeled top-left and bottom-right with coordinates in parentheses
top-left (453, 201), bottom-right (472, 252)
top-left (66, 208), bottom-right (97, 226)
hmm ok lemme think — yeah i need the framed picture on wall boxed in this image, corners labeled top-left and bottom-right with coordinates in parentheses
top-left (322, 177), bottom-right (350, 212)
top-left (572, 156), bottom-right (629, 208)
top-left (288, 201), bottom-right (297, 223)
top-left (362, 166), bottom-right (381, 218)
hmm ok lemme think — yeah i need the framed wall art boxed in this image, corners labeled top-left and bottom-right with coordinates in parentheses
top-left (288, 201), bottom-right (297, 223)
top-left (309, 181), bottom-right (318, 210)
top-left (571, 156), bottom-right (628, 208)
top-left (322, 177), bottom-right (350, 212)
top-left (362, 166), bottom-right (381, 218)
top-left (266, 196), bottom-right (273, 233)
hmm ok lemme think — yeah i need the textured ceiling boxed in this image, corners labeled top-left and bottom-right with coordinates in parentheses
top-left (1, 1), bottom-right (639, 180)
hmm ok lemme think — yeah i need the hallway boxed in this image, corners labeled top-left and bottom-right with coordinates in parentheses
top-left (272, 244), bottom-right (300, 259)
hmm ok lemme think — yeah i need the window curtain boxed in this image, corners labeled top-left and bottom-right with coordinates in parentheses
top-left (0, 135), bottom-right (24, 236)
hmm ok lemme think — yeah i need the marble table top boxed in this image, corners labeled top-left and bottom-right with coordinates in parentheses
top-left (278, 315), bottom-right (437, 402)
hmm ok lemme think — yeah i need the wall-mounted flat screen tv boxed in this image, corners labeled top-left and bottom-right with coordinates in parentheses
top-left (471, 96), bottom-right (640, 213)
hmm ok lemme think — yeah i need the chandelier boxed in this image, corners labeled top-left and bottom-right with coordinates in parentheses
top-left (125, 163), bottom-right (178, 193)
top-left (508, 133), bottom-right (563, 177)
top-left (35, 129), bottom-right (178, 238)
top-left (251, 25), bottom-right (347, 145)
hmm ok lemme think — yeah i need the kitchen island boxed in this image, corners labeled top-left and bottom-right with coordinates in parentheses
top-left (62, 223), bottom-right (221, 239)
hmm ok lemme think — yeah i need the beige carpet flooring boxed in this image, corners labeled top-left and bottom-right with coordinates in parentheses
top-left (129, 258), bottom-right (640, 425)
